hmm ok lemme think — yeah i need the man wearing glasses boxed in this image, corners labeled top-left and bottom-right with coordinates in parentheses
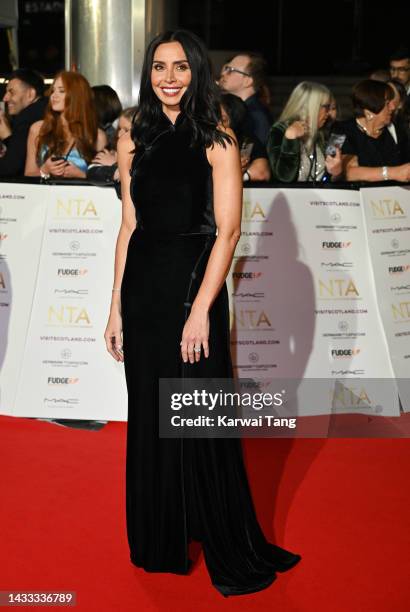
top-left (389, 48), bottom-right (410, 96)
top-left (218, 52), bottom-right (273, 145)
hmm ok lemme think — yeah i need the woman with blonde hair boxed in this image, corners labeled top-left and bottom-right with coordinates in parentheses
top-left (267, 80), bottom-right (342, 182)
top-left (25, 70), bottom-right (107, 179)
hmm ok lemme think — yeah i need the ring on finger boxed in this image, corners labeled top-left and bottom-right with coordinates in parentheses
top-left (194, 346), bottom-right (201, 353)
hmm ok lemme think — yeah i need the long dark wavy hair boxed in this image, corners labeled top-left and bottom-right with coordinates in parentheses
top-left (131, 29), bottom-right (233, 149)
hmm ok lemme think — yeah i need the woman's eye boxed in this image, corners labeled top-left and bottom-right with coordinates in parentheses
top-left (153, 64), bottom-right (164, 71)
top-left (177, 64), bottom-right (189, 71)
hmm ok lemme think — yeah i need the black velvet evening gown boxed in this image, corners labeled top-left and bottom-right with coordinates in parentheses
top-left (121, 111), bottom-right (301, 597)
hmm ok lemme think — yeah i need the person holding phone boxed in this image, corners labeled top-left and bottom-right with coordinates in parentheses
top-left (267, 81), bottom-right (343, 183)
top-left (24, 71), bottom-right (107, 179)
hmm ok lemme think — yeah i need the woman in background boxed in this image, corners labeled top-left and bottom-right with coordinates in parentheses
top-left (25, 71), bottom-right (106, 179)
top-left (267, 81), bottom-right (343, 182)
top-left (334, 79), bottom-right (410, 182)
top-left (220, 92), bottom-right (270, 181)
top-left (87, 106), bottom-right (138, 187)
top-left (92, 84), bottom-right (123, 149)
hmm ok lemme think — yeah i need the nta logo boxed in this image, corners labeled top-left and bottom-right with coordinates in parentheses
top-left (371, 199), bottom-right (405, 218)
top-left (56, 198), bottom-right (98, 217)
top-left (48, 305), bottom-right (91, 325)
top-left (319, 278), bottom-right (359, 298)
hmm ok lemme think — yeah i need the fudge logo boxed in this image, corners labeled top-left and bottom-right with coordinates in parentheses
top-left (47, 377), bottom-right (79, 385)
top-left (232, 272), bottom-right (262, 280)
top-left (57, 268), bottom-right (88, 276)
top-left (322, 241), bottom-right (351, 249)
top-left (331, 348), bottom-right (361, 359)
top-left (388, 264), bottom-right (410, 275)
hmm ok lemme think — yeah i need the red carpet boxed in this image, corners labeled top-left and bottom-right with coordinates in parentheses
top-left (1, 414), bottom-right (409, 611)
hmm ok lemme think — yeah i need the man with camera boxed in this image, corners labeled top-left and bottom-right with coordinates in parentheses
top-left (0, 69), bottom-right (47, 177)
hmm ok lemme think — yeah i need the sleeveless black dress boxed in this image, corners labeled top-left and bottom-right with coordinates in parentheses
top-left (121, 110), bottom-right (301, 597)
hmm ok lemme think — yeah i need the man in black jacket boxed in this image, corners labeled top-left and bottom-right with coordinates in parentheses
top-left (0, 69), bottom-right (47, 177)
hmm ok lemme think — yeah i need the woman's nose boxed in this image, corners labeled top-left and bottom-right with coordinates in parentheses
top-left (164, 69), bottom-right (176, 82)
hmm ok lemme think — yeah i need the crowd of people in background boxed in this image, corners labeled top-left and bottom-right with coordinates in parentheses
top-left (0, 45), bottom-right (409, 185)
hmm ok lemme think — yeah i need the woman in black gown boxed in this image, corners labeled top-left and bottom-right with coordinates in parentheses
top-left (104, 29), bottom-right (301, 597)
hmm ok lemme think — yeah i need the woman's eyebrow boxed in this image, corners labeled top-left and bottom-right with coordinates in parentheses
top-left (153, 59), bottom-right (189, 65)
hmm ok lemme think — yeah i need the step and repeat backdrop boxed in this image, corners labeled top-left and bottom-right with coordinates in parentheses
top-left (0, 183), bottom-right (409, 420)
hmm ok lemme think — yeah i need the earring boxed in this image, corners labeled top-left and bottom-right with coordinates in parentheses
top-left (367, 113), bottom-right (373, 120)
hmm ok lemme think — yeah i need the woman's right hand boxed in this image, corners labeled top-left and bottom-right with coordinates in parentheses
top-left (285, 120), bottom-right (309, 140)
top-left (389, 163), bottom-right (410, 182)
top-left (41, 157), bottom-right (67, 176)
top-left (104, 308), bottom-right (124, 362)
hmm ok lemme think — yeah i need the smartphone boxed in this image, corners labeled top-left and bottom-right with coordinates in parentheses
top-left (0, 101), bottom-right (5, 113)
top-left (325, 133), bottom-right (346, 157)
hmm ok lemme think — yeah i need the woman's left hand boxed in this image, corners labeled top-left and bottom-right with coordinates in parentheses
top-left (62, 162), bottom-right (87, 179)
top-left (92, 148), bottom-right (117, 166)
top-left (180, 306), bottom-right (210, 363)
top-left (325, 147), bottom-right (343, 177)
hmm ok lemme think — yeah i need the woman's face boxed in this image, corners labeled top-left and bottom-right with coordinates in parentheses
top-left (117, 115), bottom-right (132, 138)
top-left (388, 84), bottom-right (402, 113)
top-left (371, 97), bottom-right (395, 128)
top-left (151, 41), bottom-right (191, 113)
top-left (220, 105), bottom-right (230, 128)
top-left (328, 100), bottom-right (337, 122)
top-left (317, 99), bottom-right (330, 128)
top-left (50, 76), bottom-right (66, 113)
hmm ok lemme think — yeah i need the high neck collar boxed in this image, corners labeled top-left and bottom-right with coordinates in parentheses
top-left (160, 109), bottom-right (186, 128)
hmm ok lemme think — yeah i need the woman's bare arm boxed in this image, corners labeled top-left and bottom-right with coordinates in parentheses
top-left (344, 154), bottom-right (410, 182)
top-left (24, 121), bottom-right (42, 176)
top-left (104, 131), bottom-right (136, 361)
top-left (180, 127), bottom-right (242, 362)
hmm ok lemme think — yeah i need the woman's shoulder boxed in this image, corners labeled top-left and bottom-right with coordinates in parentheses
top-left (29, 120), bottom-right (44, 134)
